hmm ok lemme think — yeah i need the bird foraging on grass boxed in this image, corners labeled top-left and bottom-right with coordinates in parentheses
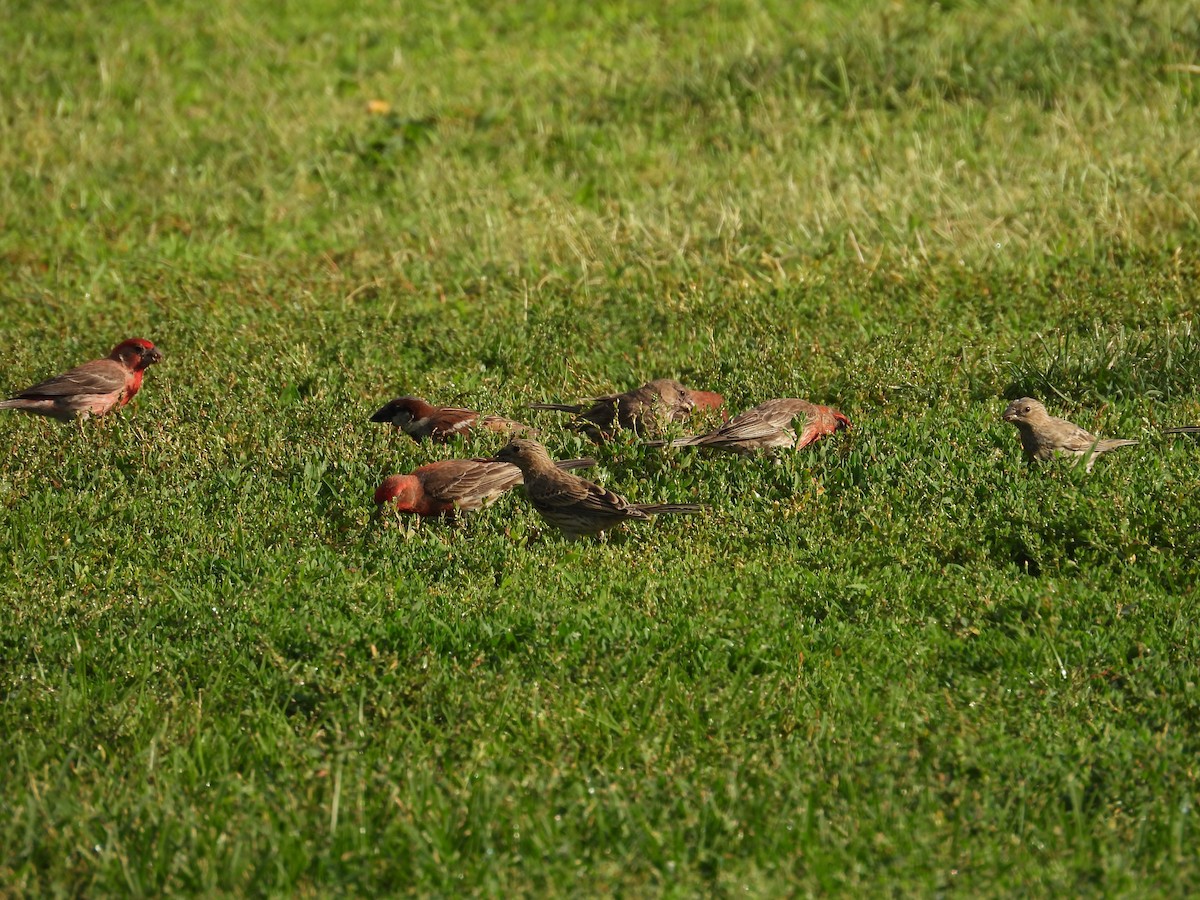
top-left (375, 455), bottom-right (596, 519)
top-left (1002, 397), bottom-right (1137, 472)
top-left (529, 378), bottom-right (725, 441)
top-left (649, 398), bottom-right (851, 454)
top-left (0, 338), bottom-right (162, 421)
top-left (493, 438), bottom-right (703, 539)
top-left (370, 395), bottom-right (534, 443)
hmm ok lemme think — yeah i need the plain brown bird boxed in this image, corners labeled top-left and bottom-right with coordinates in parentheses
top-left (529, 378), bottom-right (725, 441)
top-left (650, 398), bottom-right (852, 453)
top-left (0, 338), bottom-right (163, 421)
top-left (1002, 397), bottom-right (1137, 472)
top-left (370, 395), bottom-right (534, 443)
top-left (375, 455), bottom-right (596, 519)
top-left (493, 438), bottom-right (703, 539)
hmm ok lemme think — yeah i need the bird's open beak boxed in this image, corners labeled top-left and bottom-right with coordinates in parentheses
top-left (1002, 410), bottom-right (1018, 422)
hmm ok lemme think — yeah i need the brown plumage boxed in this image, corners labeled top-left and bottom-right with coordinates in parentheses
top-left (375, 455), bottom-right (595, 519)
top-left (1002, 397), bottom-right (1137, 472)
top-left (1164, 425), bottom-right (1200, 435)
top-left (370, 395), bottom-right (534, 443)
top-left (529, 378), bottom-right (725, 441)
top-left (493, 438), bottom-right (703, 539)
top-left (651, 398), bottom-right (852, 453)
top-left (0, 338), bottom-right (162, 421)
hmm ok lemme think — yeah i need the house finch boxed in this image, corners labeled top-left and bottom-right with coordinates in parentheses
top-left (370, 395), bottom-right (534, 443)
top-left (0, 338), bottom-right (162, 421)
top-left (1002, 397), bottom-right (1137, 472)
top-left (375, 455), bottom-right (596, 519)
top-left (650, 398), bottom-right (852, 453)
top-left (1164, 425), bottom-right (1200, 435)
top-left (529, 378), bottom-right (725, 441)
top-left (493, 438), bottom-right (703, 539)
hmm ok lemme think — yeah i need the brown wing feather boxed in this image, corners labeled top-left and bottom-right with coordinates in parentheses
top-left (423, 459), bottom-right (521, 504)
top-left (1048, 417), bottom-right (1105, 453)
top-left (14, 359), bottom-right (127, 399)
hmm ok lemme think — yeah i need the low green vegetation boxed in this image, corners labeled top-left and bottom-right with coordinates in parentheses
top-left (2, 0), bottom-right (1198, 893)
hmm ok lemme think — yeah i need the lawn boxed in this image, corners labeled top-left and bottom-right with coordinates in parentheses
top-left (2, 0), bottom-right (1199, 894)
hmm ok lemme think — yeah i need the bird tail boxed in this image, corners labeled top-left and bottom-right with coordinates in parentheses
top-left (0, 399), bottom-right (19, 410)
top-left (637, 503), bottom-right (705, 516)
top-left (645, 435), bottom-right (704, 448)
top-left (555, 457), bottom-right (597, 471)
top-left (528, 402), bottom-right (584, 414)
top-left (1096, 439), bottom-right (1138, 452)
top-left (1164, 425), bottom-right (1200, 435)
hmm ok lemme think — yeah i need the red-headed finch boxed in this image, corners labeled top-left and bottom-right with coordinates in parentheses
top-left (493, 438), bottom-right (703, 539)
top-left (651, 398), bottom-right (851, 453)
top-left (375, 455), bottom-right (596, 519)
top-left (370, 395), bottom-right (534, 443)
top-left (0, 338), bottom-right (162, 421)
top-left (529, 378), bottom-right (725, 441)
top-left (1164, 425), bottom-right (1200, 435)
top-left (1002, 397), bottom-right (1137, 472)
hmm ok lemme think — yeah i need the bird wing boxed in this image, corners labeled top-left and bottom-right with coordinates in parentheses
top-left (532, 471), bottom-right (643, 519)
top-left (700, 407), bottom-right (792, 445)
top-left (432, 408), bottom-right (478, 432)
top-left (13, 359), bottom-right (126, 399)
top-left (1048, 417), bottom-right (1108, 453)
top-left (424, 459), bottom-right (520, 504)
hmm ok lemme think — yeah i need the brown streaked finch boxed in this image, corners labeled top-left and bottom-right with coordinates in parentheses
top-left (0, 338), bottom-right (162, 421)
top-left (650, 398), bottom-right (851, 453)
top-left (370, 395), bottom-right (535, 443)
top-left (1002, 397), bottom-right (1137, 472)
top-left (493, 438), bottom-right (703, 539)
top-left (529, 378), bottom-right (725, 441)
top-left (375, 455), bottom-right (596, 519)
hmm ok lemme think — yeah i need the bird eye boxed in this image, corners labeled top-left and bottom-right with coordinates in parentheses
top-left (1023, 405), bottom-right (1031, 413)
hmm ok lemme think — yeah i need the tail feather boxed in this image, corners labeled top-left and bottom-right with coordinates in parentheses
top-left (1164, 425), bottom-right (1200, 435)
top-left (529, 402), bottom-right (584, 414)
top-left (637, 503), bottom-right (704, 516)
top-left (647, 435), bottom-right (704, 448)
top-left (555, 457), bottom-right (597, 471)
top-left (1096, 439), bottom-right (1138, 452)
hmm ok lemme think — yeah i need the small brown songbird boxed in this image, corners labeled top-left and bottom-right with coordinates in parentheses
top-left (529, 378), bottom-right (725, 441)
top-left (370, 395), bottom-right (534, 443)
top-left (1002, 397), bottom-right (1137, 472)
top-left (493, 438), bottom-right (703, 539)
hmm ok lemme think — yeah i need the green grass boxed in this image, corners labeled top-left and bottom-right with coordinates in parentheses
top-left (2, 0), bottom-right (1200, 894)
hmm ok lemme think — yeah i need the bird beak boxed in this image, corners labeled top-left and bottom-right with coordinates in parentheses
top-left (146, 347), bottom-right (163, 364)
top-left (1002, 410), bottom-right (1018, 423)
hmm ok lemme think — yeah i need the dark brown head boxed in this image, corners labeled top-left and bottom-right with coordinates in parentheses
top-left (109, 338), bottom-right (162, 372)
top-left (493, 437), bottom-right (556, 473)
top-left (369, 395), bottom-right (434, 427)
top-left (1003, 397), bottom-right (1047, 426)
top-left (645, 378), bottom-right (692, 410)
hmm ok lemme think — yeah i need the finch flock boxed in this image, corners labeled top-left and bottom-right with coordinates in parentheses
top-left (3, 339), bottom-right (1198, 540)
